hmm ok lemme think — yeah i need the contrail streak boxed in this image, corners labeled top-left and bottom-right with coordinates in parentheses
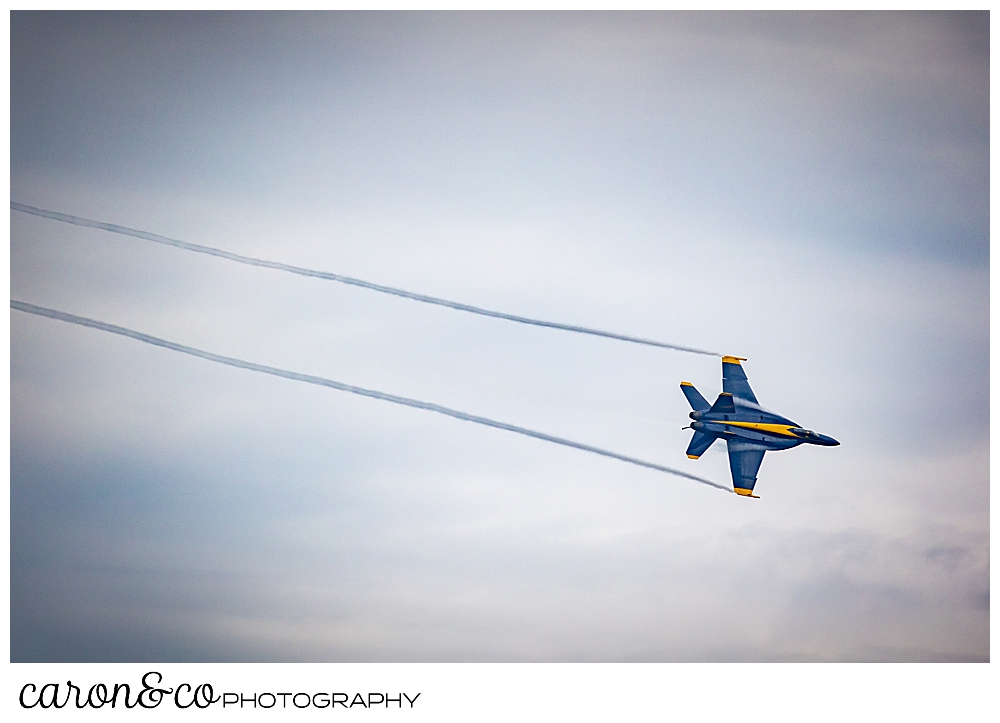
top-left (11, 300), bottom-right (732, 492)
top-left (11, 202), bottom-right (719, 356)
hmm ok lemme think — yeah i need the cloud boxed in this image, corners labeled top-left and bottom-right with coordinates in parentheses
top-left (12, 444), bottom-right (987, 661)
top-left (12, 12), bottom-right (988, 261)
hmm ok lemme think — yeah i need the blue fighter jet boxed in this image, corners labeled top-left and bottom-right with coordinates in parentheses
top-left (680, 356), bottom-right (838, 497)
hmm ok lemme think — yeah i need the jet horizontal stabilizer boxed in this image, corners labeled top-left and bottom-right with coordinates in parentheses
top-left (707, 392), bottom-right (736, 416)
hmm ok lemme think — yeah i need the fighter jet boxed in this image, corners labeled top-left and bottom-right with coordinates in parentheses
top-left (680, 356), bottom-right (838, 497)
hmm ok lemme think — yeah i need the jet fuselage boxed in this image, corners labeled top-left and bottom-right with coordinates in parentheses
top-left (689, 404), bottom-right (839, 451)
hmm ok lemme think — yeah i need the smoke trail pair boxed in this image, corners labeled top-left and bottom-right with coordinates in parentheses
top-left (11, 202), bottom-right (719, 356)
top-left (11, 300), bottom-right (731, 493)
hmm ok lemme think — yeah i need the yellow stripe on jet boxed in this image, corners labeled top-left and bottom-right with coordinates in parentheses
top-left (718, 421), bottom-right (799, 438)
top-left (721, 356), bottom-right (747, 364)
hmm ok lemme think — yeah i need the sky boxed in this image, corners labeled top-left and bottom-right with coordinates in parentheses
top-left (10, 11), bottom-right (989, 662)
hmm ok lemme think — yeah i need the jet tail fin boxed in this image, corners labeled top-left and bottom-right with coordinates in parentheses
top-left (685, 430), bottom-right (717, 459)
top-left (680, 382), bottom-right (710, 412)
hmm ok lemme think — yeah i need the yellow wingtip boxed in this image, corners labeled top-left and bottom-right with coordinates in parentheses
top-left (722, 355), bottom-right (748, 364)
top-left (687, 454), bottom-right (700, 459)
top-left (680, 381), bottom-right (694, 387)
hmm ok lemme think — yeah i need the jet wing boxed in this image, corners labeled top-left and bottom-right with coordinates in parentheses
top-left (727, 439), bottom-right (766, 497)
top-left (722, 356), bottom-right (758, 404)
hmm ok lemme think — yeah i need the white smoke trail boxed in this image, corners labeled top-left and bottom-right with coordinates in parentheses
top-left (11, 202), bottom-right (720, 356)
top-left (11, 300), bottom-right (732, 492)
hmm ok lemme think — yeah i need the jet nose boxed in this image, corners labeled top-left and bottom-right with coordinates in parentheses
top-left (816, 433), bottom-right (840, 446)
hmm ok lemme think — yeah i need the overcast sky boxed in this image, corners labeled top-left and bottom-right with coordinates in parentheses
top-left (10, 11), bottom-right (988, 662)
